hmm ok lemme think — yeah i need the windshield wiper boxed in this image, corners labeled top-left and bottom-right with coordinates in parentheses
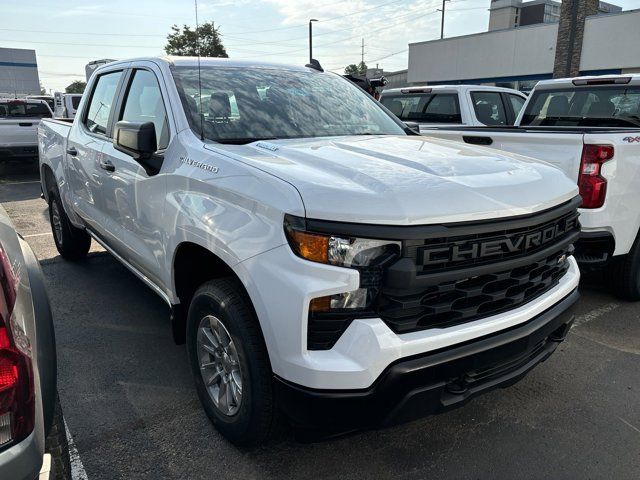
top-left (214, 137), bottom-right (278, 145)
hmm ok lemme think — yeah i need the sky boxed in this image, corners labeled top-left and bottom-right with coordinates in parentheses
top-left (3, 0), bottom-right (640, 92)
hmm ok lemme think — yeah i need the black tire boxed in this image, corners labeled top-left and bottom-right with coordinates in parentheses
top-left (45, 393), bottom-right (71, 480)
top-left (48, 189), bottom-right (91, 260)
top-left (186, 278), bottom-right (281, 446)
top-left (604, 235), bottom-right (640, 300)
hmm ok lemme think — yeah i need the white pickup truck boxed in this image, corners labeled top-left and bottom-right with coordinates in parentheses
top-left (0, 98), bottom-right (52, 161)
top-left (379, 85), bottom-right (527, 131)
top-left (423, 75), bottom-right (640, 300)
top-left (39, 56), bottom-right (581, 445)
top-left (53, 92), bottom-right (82, 119)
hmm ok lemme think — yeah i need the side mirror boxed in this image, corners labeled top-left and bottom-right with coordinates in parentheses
top-left (113, 121), bottom-right (157, 160)
top-left (404, 121), bottom-right (420, 131)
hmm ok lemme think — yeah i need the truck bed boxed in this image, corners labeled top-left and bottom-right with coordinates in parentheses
top-left (422, 125), bottom-right (640, 182)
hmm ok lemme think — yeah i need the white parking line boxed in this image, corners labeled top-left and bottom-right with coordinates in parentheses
top-left (23, 232), bottom-right (52, 238)
top-left (572, 302), bottom-right (620, 329)
top-left (0, 180), bottom-right (41, 185)
top-left (65, 419), bottom-right (89, 480)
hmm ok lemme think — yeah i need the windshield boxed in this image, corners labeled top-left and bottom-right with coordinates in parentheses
top-left (380, 93), bottom-right (462, 124)
top-left (0, 100), bottom-right (52, 118)
top-left (170, 65), bottom-right (405, 143)
top-left (520, 86), bottom-right (640, 127)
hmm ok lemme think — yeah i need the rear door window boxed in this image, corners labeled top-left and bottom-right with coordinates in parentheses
top-left (84, 70), bottom-right (123, 136)
top-left (471, 91), bottom-right (508, 125)
top-left (380, 93), bottom-right (462, 124)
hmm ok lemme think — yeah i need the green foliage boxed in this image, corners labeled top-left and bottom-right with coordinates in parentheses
top-left (344, 61), bottom-right (368, 76)
top-left (165, 22), bottom-right (228, 57)
top-left (65, 81), bottom-right (86, 94)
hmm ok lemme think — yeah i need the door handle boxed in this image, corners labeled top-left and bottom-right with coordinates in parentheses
top-left (66, 146), bottom-right (78, 156)
top-left (99, 159), bottom-right (115, 172)
top-left (463, 136), bottom-right (493, 146)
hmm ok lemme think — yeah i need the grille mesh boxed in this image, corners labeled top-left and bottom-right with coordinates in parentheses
top-left (377, 249), bottom-right (571, 334)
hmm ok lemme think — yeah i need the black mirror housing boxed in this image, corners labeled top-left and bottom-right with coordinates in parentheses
top-left (113, 121), bottom-right (157, 160)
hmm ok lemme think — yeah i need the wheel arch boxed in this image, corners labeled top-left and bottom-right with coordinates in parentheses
top-left (170, 241), bottom-right (267, 347)
top-left (40, 163), bottom-right (56, 203)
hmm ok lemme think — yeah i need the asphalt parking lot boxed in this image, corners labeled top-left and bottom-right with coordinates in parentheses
top-left (1, 160), bottom-right (639, 480)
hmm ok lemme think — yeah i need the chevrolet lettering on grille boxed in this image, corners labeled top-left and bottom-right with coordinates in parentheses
top-left (420, 213), bottom-right (579, 266)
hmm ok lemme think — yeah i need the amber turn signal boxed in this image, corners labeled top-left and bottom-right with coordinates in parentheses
top-left (286, 229), bottom-right (329, 263)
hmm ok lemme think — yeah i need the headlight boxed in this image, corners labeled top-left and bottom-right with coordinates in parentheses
top-left (284, 214), bottom-right (400, 311)
top-left (284, 214), bottom-right (400, 268)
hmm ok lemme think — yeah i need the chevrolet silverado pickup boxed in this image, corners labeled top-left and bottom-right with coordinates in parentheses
top-left (379, 85), bottom-right (527, 131)
top-left (422, 75), bottom-right (640, 300)
top-left (39, 57), bottom-right (580, 445)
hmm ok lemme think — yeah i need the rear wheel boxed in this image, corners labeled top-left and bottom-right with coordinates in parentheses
top-left (605, 235), bottom-right (640, 300)
top-left (48, 189), bottom-right (91, 260)
top-left (186, 278), bottom-right (281, 446)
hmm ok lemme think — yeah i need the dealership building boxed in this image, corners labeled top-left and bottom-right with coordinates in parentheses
top-left (0, 47), bottom-right (41, 95)
top-left (407, 2), bottom-right (640, 91)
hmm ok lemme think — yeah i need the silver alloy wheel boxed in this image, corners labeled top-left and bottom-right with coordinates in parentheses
top-left (197, 315), bottom-right (243, 416)
top-left (51, 200), bottom-right (63, 245)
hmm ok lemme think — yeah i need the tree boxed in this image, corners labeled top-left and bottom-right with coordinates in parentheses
top-left (344, 61), bottom-right (368, 76)
top-left (165, 22), bottom-right (228, 57)
top-left (65, 81), bottom-right (86, 94)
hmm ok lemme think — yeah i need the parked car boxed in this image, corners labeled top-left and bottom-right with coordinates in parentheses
top-left (39, 56), bottom-right (580, 445)
top-left (0, 98), bottom-right (52, 161)
top-left (53, 93), bottom-right (82, 119)
top-left (0, 205), bottom-right (70, 479)
top-left (422, 74), bottom-right (640, 299)
top-left (379, 85), bottom-right (527, 131)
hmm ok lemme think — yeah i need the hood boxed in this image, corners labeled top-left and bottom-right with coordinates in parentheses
top-left (207, 135), bottom-right (578, 225)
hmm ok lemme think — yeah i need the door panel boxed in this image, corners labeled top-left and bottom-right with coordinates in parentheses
top-left (92, 67), bottom-right (170, 286)
top-left (66, 69), bottom-right (124, 234)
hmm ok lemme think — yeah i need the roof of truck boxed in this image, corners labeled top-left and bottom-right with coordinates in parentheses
top-left (96, 56), bottom-right (314, 73)
top-left (534, 74), bottom-right (640, 89)
top-left (381, 85), bottom-right (525, 96)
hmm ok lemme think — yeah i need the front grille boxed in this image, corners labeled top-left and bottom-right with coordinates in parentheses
top-left (377, 248), bottom-right (571, 334)
top-left (306, 197), bottom-right (581, 350)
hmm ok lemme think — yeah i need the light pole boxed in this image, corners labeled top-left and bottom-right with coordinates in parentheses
top-left (437, 0), bottom-right (451, 39)
top-left (309, 19), bottom-right (318, 63)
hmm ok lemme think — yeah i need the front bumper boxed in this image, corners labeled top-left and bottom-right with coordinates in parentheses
top-left (240, 247), bottom-right (580, 390)
top-left (275, 288), bottom-right (578, 431)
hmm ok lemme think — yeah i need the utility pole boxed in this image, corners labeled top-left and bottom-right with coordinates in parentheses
top-left (361, 38), bottom-right (365, 65)
top-left (308, 19), bottom-right (318, 63)
top-left (437, 0), bottom-right (451, 39)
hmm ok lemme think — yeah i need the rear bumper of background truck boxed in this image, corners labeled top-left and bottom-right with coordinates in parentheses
top-left (0, 144), bottom-right (39, 159)
top-left (274, 288), bottom-right (579, 432)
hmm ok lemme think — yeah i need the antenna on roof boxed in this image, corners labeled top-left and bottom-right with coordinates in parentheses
top-left (194, 0), bottom-right (205, 141)
top-left (305, 59), bottom-right (324, 72)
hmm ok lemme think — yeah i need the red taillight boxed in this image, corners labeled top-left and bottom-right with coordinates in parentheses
top-left (0, 245), bottom-right (34, 448)
top-left (578, 145), bottom-right (614, 209)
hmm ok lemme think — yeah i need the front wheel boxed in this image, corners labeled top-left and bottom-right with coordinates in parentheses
top-left (186, 278), bottom-right (281, 446)
top-left (48, 190), bottom-right (91, 260)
